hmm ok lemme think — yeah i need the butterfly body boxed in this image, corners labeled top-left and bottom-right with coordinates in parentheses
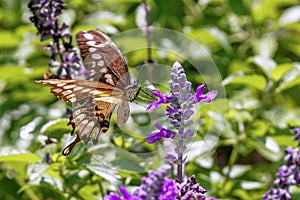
top-left (36, 30), bottom-right (138, 155)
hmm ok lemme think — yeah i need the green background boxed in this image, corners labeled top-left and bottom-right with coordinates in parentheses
top-left (1, 0), bottom-right (300, 199)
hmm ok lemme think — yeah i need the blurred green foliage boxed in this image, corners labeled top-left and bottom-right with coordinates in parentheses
top-left (1, 0), bottom-right (300, 199)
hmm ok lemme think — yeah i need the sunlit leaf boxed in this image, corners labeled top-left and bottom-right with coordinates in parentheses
top-left (255, 139), bottom-right (282, 162)
top-left (223, 73), bottom-right (267, 91)
top-left (276, 64), bottom-right (300, 92)
top-left (253, 36), bottom-right (278, 58)
top-left (271, 63), bottom-right (295, 81)
top-left (84, 155), bottom-right (120, 185)
top-left (223, 165), bottom-right (252, 178)
top-left (0, 153), bottom-right (40, 163)
top-left (279, 5), bottom-right (300, 26)
top-left (40, 118), bottom-right (71, 138)
top-left (248, 56), bottom-right (277, 77)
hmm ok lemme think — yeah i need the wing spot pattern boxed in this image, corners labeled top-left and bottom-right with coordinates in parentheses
top-left (93, 90), bottom-right (103, 95)
top-left (83, 33), bottom-right (94, 40)
top-left (104, 74), bottom-right (114, 85)
top-left (97, 60), bottom-right (105, 67)
top-left (90, 69), bottom-right (95, 76)
top-left (100, 67), bottom-right (107, 73)
top-left (57, 83), bottom-right (67, 87)
top-left (81, 88), bottom-right (91, 93)
top-left (53, 88), bottom-right (62, 93)
top-left (74, 86), bottom-right (84, 91)
top-left (91, 53), bottom-right (102, 60)
top-left (63, 85), bottom-right (75, 89)
top-left (86, 40), bottom-right (105, 48)
top-left (62, 90), bottom-right (72, 96)
top-left (89, 47), bottom-right (97, 53)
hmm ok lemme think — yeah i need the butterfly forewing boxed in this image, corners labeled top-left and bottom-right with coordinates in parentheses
top-left (36, 29), bottom-right (137, 156)
top-left (76, 30), bottom-right (130, 88)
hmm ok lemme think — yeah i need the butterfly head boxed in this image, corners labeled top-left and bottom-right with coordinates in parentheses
top-left (123, 80), bottom-right (139, 102)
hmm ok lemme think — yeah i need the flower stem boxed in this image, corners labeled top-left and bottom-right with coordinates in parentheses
top-left (177, 135), bottom-right (185, 183)
top-left (177, 152), bottom-right (183, 183)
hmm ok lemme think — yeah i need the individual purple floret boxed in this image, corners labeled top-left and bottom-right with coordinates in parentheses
top-left (146, 123), bottom-right (177, 144)
top-left (28, 0), bottom-right (86, 79)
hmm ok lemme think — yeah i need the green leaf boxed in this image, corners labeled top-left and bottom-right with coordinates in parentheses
top-left (276, 64), bottom-right (300, 92)
top-left (253, 36), bottom-right (278, 58)
top-left (248, 56), bottom-right (277, 77)
top-left (78, 185), bottom-right (99, 200)
top-left (228, 0), bottom-right (249, 15)
top-left (224, 165), bottom-right (252, 178)
top-left (223, 74), bottom-right (267, 90)
top-left (255, 138), bottom-right (282, 162)
top-left (41, 119), bottom-right (71, 139)
top-left (84, 155), bottom-right (120, 185)
top-left (22, 184), bottom-right (67, 200)
top-left (0, 153), bottom-right (40, 163)
top-left (0, 30), bottom-right (21, 48)
top-left (271, 63), bottom-right (295, 81)
top-left (279, 5), bottom-right (300, 26)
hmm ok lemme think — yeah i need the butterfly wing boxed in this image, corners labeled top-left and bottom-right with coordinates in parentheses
top-left (36, 29), bottom-right (135, 156)
top-left (35, 79), bottom-right (124, 155)
top-left (76, 29), bottom-right (130, 88)
top-left (76, 30), bottom-right (134, 131)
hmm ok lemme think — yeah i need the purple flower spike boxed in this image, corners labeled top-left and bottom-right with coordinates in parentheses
top-left (194, 84), bottom-right (218, 103)
top-left (146, 61), bottom-right (218, 185)
top-left (28, 0), bottom-right (86, 79)
top-left (264, 127), bottom-right (300, 199)
top-left (292, 127), bottom-right (300, 146)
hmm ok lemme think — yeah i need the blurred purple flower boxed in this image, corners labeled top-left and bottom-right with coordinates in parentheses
top-left (177, 175), bottom-right (207, 200)
top-left (104, 185), bottom-right (139, 200)
top-left (263, 127), bottom-right (300, 199)
top-left (292, 127), bottom-right (300, 146)
top-left (104, 168), bottom-right (216, 200)
top-left (104, 168), bottom-right (177, 200)
top-left (28, 0), bottom-right (85, 79)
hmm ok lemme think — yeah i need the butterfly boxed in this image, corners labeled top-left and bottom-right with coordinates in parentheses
top-left (36, 29), bottom-right (139, 156)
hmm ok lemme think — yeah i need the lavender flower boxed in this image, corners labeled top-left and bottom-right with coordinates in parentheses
top-left (146, 61), bottom-right (217, 183)
top-left (104, 168), bottom-right (216, 200)
top-left (104, 167), bottom-right (177, 200)
top-left (133, 167), bottom-right (173, 199)
top-left (263, 128), bottom-right (300, 200)
top-left (28, 0), bottom-right (86, 79)
top-left (292, 127), bottom-right (300, 146)
top-left (146, 61), bottom-right (217, 142)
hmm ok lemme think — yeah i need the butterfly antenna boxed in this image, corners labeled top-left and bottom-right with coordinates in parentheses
top-left (140, 87), bottom-right (157, 101)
